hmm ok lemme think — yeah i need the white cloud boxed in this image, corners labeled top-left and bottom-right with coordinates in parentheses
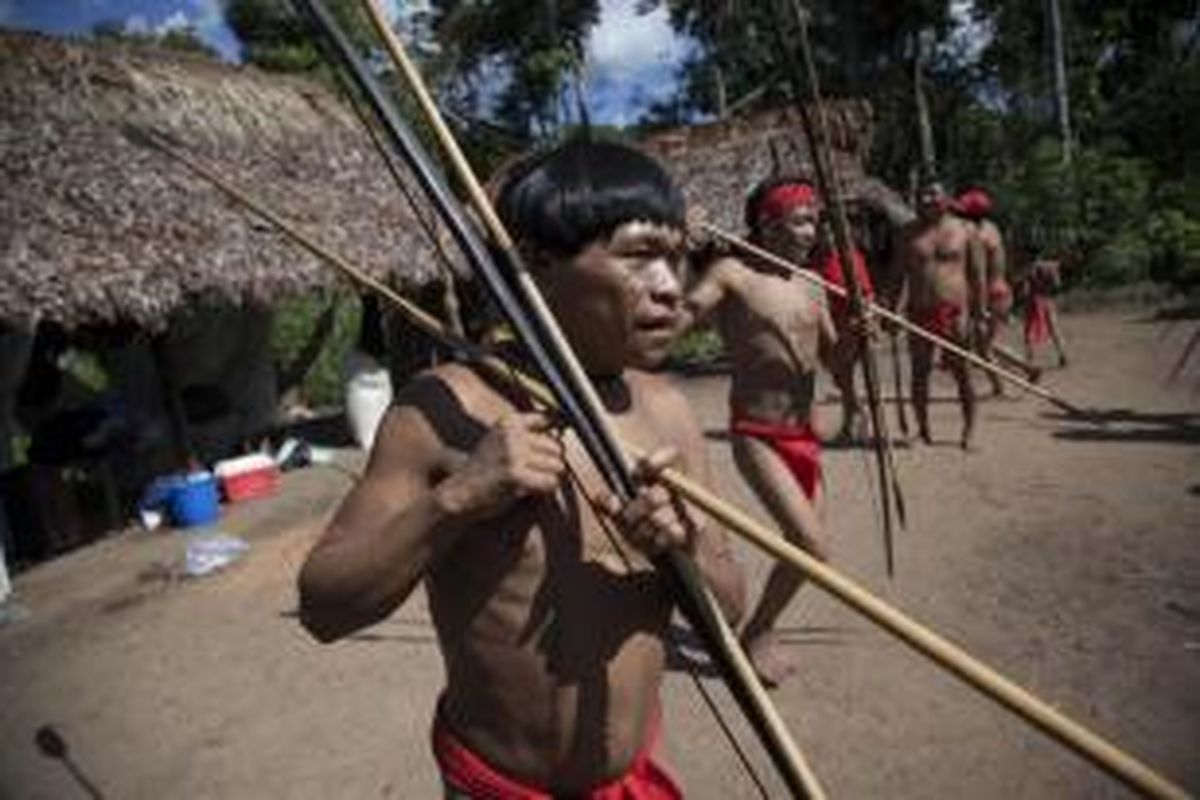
top-left (156, 9), bottom-right (189, 34)
top-left (582, 0), bottom-right (695, 124)
top-left (586, 0), bottom-right (691, 85)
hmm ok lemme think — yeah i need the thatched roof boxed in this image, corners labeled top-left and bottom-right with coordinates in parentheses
top-left (0, 30), bottom-right (456, 331)
top-left (639, 102), bottom-right (913, 233)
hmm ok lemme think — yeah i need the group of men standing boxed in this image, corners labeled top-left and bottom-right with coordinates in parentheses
top-left (297, 140), bottom-right (1074, 798)
top-left (675, 172), bottom-right (1070, 684)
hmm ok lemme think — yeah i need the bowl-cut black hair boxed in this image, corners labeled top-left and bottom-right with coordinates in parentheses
top-left (495, 140), bottom-right (686, 258)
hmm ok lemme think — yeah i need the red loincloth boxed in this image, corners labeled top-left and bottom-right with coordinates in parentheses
top-left (915, 301), bottom-right (963, 340)
top-left (914, 301), bottom-right (966, 369)
top-left (819, 247), bottom-right (875, 329)
top-left (730, 416), bottom-right (822, 501)
top-left (433, 712), bottom-right (681, 800)
top-left (1025, 295), bottom-right (1054, 347)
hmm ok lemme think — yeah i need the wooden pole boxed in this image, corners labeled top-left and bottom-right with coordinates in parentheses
top-left (771, 0), bottom-right (903, 575)
top-left (137, 130), bottom-right (1189, 800)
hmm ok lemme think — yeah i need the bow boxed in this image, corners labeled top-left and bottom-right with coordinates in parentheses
top-left (294, 0), bottom-right (824, 795)
top-left (766, 0), bottom-right (906, 575)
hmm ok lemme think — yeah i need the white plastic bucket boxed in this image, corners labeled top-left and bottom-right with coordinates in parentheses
top-left (344, 351), bottom-right (393, 452)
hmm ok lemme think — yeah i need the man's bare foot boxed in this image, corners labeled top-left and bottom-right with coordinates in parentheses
top-left (742, 631), bottom-right (798, 689)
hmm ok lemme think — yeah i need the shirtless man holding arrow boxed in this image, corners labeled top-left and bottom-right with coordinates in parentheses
top-left (297, 140), bottom-right (744, 799)
top-left (681, 176), bottom-right (844, 687)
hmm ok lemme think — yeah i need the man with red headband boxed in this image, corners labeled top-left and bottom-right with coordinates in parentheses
top-left (956, 186), bottom-right (1041, 394)
top-left (681, 176), bottom-right (853, 686)
top-left (891, 180), bottom-right (984, 449)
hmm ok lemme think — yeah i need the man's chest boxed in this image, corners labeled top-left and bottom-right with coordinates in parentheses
top-left (911, 227), bottom-right (968, 269)
top-left (728, 271), bottom-right (823, 332)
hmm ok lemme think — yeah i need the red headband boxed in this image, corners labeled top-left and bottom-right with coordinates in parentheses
top-left (956, 188), bottom-right (993, 219)
top-left (756, 183), bottom-right (819, 223)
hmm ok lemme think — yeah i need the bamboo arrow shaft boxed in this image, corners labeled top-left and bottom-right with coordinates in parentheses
top-left (140, 135), bottom-right (1188, 799)
top-left (659, 467), bottom-right (1190, 800)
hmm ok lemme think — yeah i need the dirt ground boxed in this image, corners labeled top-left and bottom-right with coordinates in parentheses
top-left (1, 309), bottom-right (1198, 799)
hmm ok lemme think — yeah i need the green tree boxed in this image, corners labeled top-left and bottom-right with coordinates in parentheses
top-left (90, 19), bottom-right (220, 59)
top-left (224, 0), bottom-right (386, 73)
top-left (427, 0), bottom-right (603, 136)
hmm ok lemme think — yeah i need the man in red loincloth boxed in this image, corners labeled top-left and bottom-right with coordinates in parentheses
top-left (679, 176), bottom-right (841, 687)
top-left (891, 180), bottom-right (986, 449)
top-left (298, 141), bottom-right (745, 798)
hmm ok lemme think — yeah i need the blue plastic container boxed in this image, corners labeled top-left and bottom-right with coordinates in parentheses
top-left (167, 471), bottom-right (220, 528)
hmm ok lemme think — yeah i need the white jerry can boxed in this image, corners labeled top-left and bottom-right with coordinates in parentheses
top-left (343, 350), bottom-right (393, 452)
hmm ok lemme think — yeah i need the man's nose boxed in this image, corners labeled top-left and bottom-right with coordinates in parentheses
top-left (642, 258), bottom-right (682, 305)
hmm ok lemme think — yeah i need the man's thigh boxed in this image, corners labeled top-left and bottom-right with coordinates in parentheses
top-left (731, 435), bottom-right (823, 548)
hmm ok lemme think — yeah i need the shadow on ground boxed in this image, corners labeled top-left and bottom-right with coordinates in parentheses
top-left (1047, 409), bottom-right (1200, 446)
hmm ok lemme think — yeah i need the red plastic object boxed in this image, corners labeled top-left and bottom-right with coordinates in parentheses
top-left (215, 454), bottom-right (280, 503)
top-left (221, 467), bottom-right (279, 502)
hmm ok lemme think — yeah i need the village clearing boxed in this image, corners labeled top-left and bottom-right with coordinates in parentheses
top-left (1, 309), bottom-right (1197, 799)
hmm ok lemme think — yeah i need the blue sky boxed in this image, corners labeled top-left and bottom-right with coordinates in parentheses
top-left (0, 0), bottom-right (695, 127)
top-left (0, 0), bottom-right (242, 59)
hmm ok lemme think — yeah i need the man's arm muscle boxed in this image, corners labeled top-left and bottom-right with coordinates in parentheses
top-left (680, 258), bottom-right (734, 331)
top-left (297, 385), bottom-right (467, 642)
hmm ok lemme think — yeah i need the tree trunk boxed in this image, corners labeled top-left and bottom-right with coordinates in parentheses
top-left (912, 30), bottom-right (936, 178)
top-left (712, 62), bottom-right (728, 120)
top-left (1047, 0), bottom-right (1073, 165)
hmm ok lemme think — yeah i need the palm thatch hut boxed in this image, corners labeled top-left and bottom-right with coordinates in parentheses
top-left (0, 28), bottom-right (456, 331)
top-left (638, 102), bottom-right (914, 239)
top-left (0, 30), bottom-right (463, 560)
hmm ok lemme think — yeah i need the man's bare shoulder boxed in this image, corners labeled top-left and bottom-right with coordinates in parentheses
top-left (386, 363), bottom-right (475, 424)
top-left (941, 215), bottom-right (973, 238)
top-left (704, 254), bottom-right (751, 286)
top-left (371, 362), bottom-right (509, 476)
top-left (979, 219), bottom-right (1003, 245)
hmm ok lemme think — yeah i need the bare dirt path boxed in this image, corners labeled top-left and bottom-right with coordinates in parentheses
top-left (1, 309), bottom-right (1197, 799)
